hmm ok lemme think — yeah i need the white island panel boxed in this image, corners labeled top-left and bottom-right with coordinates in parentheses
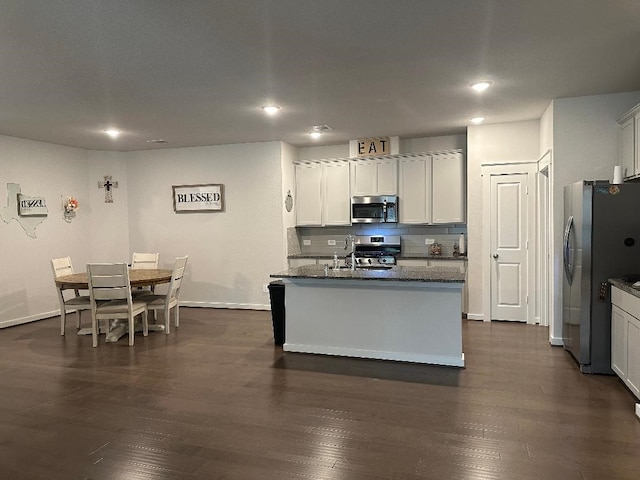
top-left (283, 277), bottom-right (463, 366)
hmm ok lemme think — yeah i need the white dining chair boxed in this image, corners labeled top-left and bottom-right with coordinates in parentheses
top-left (87, 263), bottom-right (149, 347)
top-left (137, 256), bottom-right (188, 334)
top-left (131, 252), bottom-right (159, 269)
top-left (51, 257), bottom-right (91, 336)
top-left (131, 252), bottom-right (160, 296)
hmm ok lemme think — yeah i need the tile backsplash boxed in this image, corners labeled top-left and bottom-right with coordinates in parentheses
top-left (289, 224), bottom-right (467, 257)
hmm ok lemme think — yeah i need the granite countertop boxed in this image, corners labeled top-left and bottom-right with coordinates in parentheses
top-left (271, 264), bottom-right (466, 283)
top-left (610, 278), bottom-right (640, 299)
top-left (288, 253), bottom-right (467, 261)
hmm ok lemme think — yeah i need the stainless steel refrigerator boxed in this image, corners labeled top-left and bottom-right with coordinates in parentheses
top-left (563, 180), bottom-right (640, 373)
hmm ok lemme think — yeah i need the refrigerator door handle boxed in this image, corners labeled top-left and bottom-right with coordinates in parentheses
top-left (563, 215), bottom-right (574, 285)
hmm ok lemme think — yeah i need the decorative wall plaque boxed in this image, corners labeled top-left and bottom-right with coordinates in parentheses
top-left (356, 137), bottom-right (390, 157)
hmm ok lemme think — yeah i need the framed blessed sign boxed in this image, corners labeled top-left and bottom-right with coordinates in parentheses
top-left (172, 184), bottom-right (225, 213)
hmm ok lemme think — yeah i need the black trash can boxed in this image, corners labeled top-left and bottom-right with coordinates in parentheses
top-left (268, 280), bottom-right (285, 345)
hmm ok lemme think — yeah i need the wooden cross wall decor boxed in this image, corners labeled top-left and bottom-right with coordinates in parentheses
top-left (98, 175), bottom-right (119, 203)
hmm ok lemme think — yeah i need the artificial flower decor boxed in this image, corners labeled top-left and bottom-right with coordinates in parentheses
top-left (63, 196), bottom-right (79, 222)
top-left (64, 196), bottom-right (79, 213)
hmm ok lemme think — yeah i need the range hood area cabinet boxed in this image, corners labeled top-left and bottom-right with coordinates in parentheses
top-left (350, 157), bottom-right (398, 196)
top-left (399, 152), bottom-right (465, 224)
top-left (618, 102), bottom-right (640, 180)
top-left (294, 160), bottom-right (351, 226)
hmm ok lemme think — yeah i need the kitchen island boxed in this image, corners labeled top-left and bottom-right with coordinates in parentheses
top-left (270, 264), bottom-right (466, 367)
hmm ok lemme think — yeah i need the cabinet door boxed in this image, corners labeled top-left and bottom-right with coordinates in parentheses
top-left (621, 117), bottom-right (635, 178)
top-left (432, 152), bottom-right (465, 224)
top-left (322, 161), bottom-right (351, 225)
top-left (611, 305), bottom-right (628, 378)
top-left (295, 163), bottom-right (322, 226)
top-left (627, 315), bottom-right (640, 398)
top-left (351, 158), bottom-right (398, 196)
top-left (399, 156), bottom-right (430, 223)
top-left (350, 160), bottom-right (377, 196)
top-left (376, 158), bottom-right (398, 195)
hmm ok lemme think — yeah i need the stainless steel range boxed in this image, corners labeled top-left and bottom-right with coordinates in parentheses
top-left (354, 235), bottom-right (400, 265)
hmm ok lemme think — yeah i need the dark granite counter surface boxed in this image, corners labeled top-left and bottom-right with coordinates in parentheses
top-left (610, 278), bottom-right (640, 299)
top-left (288, 254), bottom-right (467, 261)
top-left (271, 264), bottom-right (465, 283)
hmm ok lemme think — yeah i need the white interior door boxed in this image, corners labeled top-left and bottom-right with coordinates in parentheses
top-left (490, 173), bottom-right (529, 322)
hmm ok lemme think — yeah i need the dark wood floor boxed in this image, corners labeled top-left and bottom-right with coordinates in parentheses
top-left (1, 309), bottom-right (639, 479)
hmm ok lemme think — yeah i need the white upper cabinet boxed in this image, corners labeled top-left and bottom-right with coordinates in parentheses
top-left (322, 160), bottom-right (351, 225)
top-left (618, 103), bottom-right (640, 180)
top-left (399, 155), bottom-right (431, 224)
top-left (350, 157), bottom-right (398, 196)
top-left (295, 163), bottom-right (323, 226)
top-left (295, 160), bottom-right (350, 226)
top-left (399, 151), bottom-right (465, 224)
top-left (432, 152), bottom-right (465, 224)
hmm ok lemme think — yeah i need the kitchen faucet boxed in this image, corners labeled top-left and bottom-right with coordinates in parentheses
top-left (345, 234), bottom-right (356, 271)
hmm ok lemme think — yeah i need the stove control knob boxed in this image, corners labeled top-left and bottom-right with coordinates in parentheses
top-left (367, 258), bottom-right (372, 264)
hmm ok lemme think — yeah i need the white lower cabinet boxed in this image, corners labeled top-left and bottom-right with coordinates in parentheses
top-left (395, 259), bottom-right (468, 313)
top-left (288, 258), bottom-right (317, 268)
top-left (610, 286), bottom-right (640, 400)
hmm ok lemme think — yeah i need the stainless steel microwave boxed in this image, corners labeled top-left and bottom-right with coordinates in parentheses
top-left (351, 195), bottom-right (398, 224)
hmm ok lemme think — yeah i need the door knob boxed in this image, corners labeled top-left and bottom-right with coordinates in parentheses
top-left (492, 253), bottom-right (499, 259)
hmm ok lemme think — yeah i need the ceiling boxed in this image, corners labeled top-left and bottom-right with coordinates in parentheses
top-left (1, 0), bottom-right (640, 152)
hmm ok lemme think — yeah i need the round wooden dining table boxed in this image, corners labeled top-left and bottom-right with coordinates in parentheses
top-left (55, 268), bottom-right (173, 340)
top-left (55, 268), bottom-right (173, 290)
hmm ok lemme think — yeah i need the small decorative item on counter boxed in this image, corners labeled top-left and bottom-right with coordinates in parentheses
top-left (430, 242), bottom-right (441, 257)
top-left (453, 243), bottom-right (460, 257)
top-left (63, 196), bottom-right (79, 222)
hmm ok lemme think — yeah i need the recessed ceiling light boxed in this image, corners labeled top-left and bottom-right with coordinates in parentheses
top-left (470, 81), bottom-right (492, 92)
top-left (309, 124), bottom-right (331, 139)
top-left (262, 105), bottom-right (281, 115)
top-left (104, 128), bottom-right (121, 139)
top-left (470, 116), bottom-right (485, 124)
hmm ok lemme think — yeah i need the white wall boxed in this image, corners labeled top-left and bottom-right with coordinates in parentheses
top-left (0, 135), bottom-right (90, 327)
top-left (466, 121), bottom-right (541, 320)
top-left (125, 141), bottom-right (286, 310)
top-left (400, 134), bottom-right (466, 153)
top-left (87, 151), bottom-right (131, 263)
top-left (298, 143), bottom-right (349, 161)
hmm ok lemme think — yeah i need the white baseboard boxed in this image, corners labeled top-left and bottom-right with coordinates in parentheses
top-left (180, 301), bottom-right (270, 311)
top-left (284, 343), bottom-right (465, 367)
top-left (466, 313), bottom-right (484, 321)
top-left (0, 310), bottom-right (59, 329)
top-left (549, 335), bottom-right (564, 346)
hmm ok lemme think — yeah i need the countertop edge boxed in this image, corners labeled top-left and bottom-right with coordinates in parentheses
top-left (610, 278), bottom-right (640, 299)
top-left (271, 265), bottom-right (465, 283)
top-left (288, 254), bottom-right (467, 261)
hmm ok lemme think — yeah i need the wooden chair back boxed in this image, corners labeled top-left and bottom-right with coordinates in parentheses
top-left (131, 252), bottom-right (159, 270)
top-left (168, 255), bottom-right (188, 301)
top-left (51, 256), bottom-right (74, 278)
top-left (88, 263), bottom-right (131, 302)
